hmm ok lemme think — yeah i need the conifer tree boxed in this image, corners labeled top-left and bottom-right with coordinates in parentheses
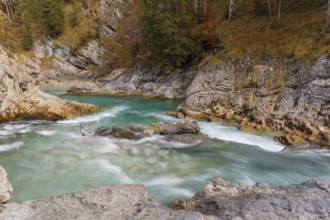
top-left (40, 0), bottom-right (65, 37)
top-left (143, 0), bottom-right (197, 72)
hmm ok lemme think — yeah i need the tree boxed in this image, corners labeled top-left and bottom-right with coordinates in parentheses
top-left (0, 0), bottom-right (13, 19)
top-left (40, 0), bottom-right (65, 37)
top-left (327, 0), bottom-right (330, 33)
top-left (229, 0), bottom-right (237, 21)
top-left (143, 0), bottom-right (197, 72)
top-left (268, 0), bottom-right (282, 20)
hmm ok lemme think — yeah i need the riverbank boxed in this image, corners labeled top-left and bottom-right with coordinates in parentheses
top-left (36, 54), bottom-right (330, 149)
top-left (1, 164), bottom-right (329, 220)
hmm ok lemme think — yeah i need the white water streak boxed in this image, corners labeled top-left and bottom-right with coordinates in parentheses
top-left (199, 122), bottom-right (284, 152)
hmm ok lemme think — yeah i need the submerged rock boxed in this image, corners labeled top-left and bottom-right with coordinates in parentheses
top-left (0, 184), bottom-right (207, 220)
top-left (95, 121), bottom-right (205, 144)
top-left (178, 178), bottom-right (330, 220)
top-left (95, 126), bottom-right (138, 139)
top-left (0, 166), bottom-right (13, 204)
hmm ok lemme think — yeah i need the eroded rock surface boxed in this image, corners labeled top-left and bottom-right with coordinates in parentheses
top-left (0, 184), bottom-right (207, 220)
top-left (0, 46), bottom-right (100, 122)
top-left (95, 120), bottom-right (204, 144)
top-left (0, 166), bottom-right (13, 205)
top-left (178, 56), bottom-right (330, 147)
top-left (98, 68), bottom-right (196, 99)
top-left (179, 178), bottom-right (330, 220)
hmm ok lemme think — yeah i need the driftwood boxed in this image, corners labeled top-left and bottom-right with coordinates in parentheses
top-left (79, 124), bottom-right (93, 136)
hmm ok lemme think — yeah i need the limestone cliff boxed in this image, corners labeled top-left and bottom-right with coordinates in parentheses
top-left (177, 56), bottom-right (330, 147)
top-left (0, 46), bottom-right (99, 122)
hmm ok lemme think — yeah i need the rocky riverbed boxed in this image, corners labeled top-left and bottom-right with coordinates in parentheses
top-left (1, 165), bottom-right (329, 220)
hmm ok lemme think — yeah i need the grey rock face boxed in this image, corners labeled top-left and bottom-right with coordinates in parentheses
top-left (0, 184), bottom-right (206, 220)
top-left (97, 0), bottom-right (132, 38)
top-left (34, 39), bottom-right (104, 85)
top-left (0, 166), bottom-right (13, 204)
top-left (180, 178), bottom-right (330, 220)
top-left (178, 57), bottom-right (330, 147)
top-left (102, 68), bottom-right (196, 99)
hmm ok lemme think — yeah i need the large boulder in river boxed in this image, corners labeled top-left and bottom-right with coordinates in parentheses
top-left (95, 121), bottom-right (205, 144)
top-left (0, 46), bottom-right (100, 122)
top-left (0, 166), bottom-right (13, 204)
top-left (0, 184), bottom-right (208, 220)
top-left (178, 178), bottom-right (330, 219)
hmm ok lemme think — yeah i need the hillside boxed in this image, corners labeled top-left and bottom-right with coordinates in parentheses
top-left (0, 0), bottom-right (329, 71)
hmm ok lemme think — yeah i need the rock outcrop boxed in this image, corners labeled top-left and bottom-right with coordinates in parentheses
top-left (0, 184), bottom-right (207, 220)
top-left (1, 173), bottom-right (329, 220)
top-left (0, 46), bottom-right (100, 122)
top-left (97, 0), bottom-right (133, 38)
top-left (97, 68), bottom-right (196, 99)
top-left (178, 178), bottom-right (330, 220)
top-left (178, 56), bottom-right (330, 147)
top-left (0, 166), bottom-right (13, 205)
top-left (95, 120), bottom-right (204, 144)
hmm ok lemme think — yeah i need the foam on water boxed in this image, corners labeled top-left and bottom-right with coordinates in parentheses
top-left (146, 113), bottom-right (179, 122)
top-left (0, 141), bottom-right (24, 152)
top-left (87, 159), bottom-right (132, 183)
top-left (145, 176), bottom-right (184, 186)
top-left (36, 130), bottom-right (56, 136)
top-left (158, 138), bottom-right (203, 149)
top-left (0, 123), bottom-right (32, 136)
top-left (92, 137), bottom-right (119, 153)
top-left (198, 122), bottom-right (284, 152)
top-left (58, 106), bottom-right (129, 124)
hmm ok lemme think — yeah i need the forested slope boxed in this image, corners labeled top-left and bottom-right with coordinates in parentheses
top-left (0, 0), bottom-right (329, 72)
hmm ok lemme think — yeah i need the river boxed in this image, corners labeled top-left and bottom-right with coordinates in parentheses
top-left (0, 93), bottom-right (329, 204)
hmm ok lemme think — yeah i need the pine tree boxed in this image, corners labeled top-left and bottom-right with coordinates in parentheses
top-left (143, 0), bottom-right (197, 72)
top-left (40, 0), bottom-right (64, 37)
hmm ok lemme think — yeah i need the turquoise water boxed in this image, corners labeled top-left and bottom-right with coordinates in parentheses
top-left (0, 93), bottom-right (329, 204)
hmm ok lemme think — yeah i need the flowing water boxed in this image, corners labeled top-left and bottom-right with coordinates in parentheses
top-left (0, 93), bottom-right (330, 204)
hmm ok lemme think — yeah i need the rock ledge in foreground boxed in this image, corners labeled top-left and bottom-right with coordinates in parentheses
top-left (177, 178), bottom-right (330, 220)
top-left (0, 184), bottom-right (207, 220)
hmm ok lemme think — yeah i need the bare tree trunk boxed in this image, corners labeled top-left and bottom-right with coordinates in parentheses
top-left (194, 0), bottom-right (198, 14)
top-left (229, 0), bottom-right (236, 21)
top-left (1, 0), bottom-right (13, 18)
top-left (327, 0), bottom-right (330, 33)
top-left (203, 0), bottom-right (207, 14)
top-left (268, 0), bottom-right (273, 20)
top-left (277, 0), bottom-right (281, 19)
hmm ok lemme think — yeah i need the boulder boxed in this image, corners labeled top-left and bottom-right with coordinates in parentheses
top-left (179, 178), bottom-right (330, 220)
top-left (0, 184), bottom-right (208, 220)
top-left (0, 166), bottom-right (13, 204)
top-left (95, 126), bottom-right (138, 139)
top-left (94, 121), bottom-right (205, 144)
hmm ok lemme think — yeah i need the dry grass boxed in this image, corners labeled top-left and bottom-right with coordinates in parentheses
top-left (216, 11), bottom-right (330, 61)
top-left (55, 2), bottom-right (100, 50)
